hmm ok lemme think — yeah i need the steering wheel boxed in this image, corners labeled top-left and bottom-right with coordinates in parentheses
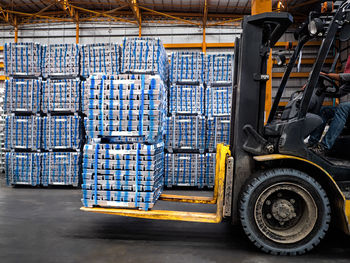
top-left (318, 74), bottom-right (340, 96)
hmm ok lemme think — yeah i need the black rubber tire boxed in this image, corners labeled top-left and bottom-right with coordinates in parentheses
top-left (239, 168), bottom-right (331, 255)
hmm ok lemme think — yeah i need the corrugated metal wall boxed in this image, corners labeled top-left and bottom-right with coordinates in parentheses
top-left (0, 22), bottom-right (241, 45)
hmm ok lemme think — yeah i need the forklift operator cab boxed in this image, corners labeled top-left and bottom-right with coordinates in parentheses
top-left (81, 0), bottom-right (350, 256)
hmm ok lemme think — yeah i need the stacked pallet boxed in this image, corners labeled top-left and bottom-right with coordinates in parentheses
top-left (5, 152), bottom-right (41, 186)
top-left (204, 53), bottom-right (234, 85)
top-left (165, 52), bottom-right (233, 188)
top-left (166, 52), bottom-right (206, 187)
top-left (3, 43), bottom-right (43, 186)
top-left (4, 42), bottom-right (42, 77)
top-left (41, 47), bottom-right (82, 187)
top-left (165, 115), bottom-right (206, 151)
top-left (4, 89), bottom-right (42, 185)
top-left (121, 37), bottom-right (168, 83)
top-left (4, 115), bottom-right (41, 150)
top-left (41, 152), bottom-right (81, 187)
top-left (170, 51), bottom-right (205, 83)
top-left (41, 44), bottom-right (80, 78)
top-left (42, 115), bottom-right (82, 150)
top-left (4, 42), bottom-right (83, 187)
top-left (81, 37), bottom-right (168, 211)
top-left (169, 83), bottom-right (204, 115)
top-left (4, 78), bottom-right (41, 113)
top-left (205, 53), bottom-right (233, 158)
top-left (82, 74), bottom-right (166, 142)
top-left (80, 43), bottom-right (120, 78)
top-left (42, 78), bottom-right (80, 113)
top-left (165, 153), bottom-right (216, 188)
top-left (41, 79), bottom-right (82, 153)
top-left (82, 142), bottom-right (164, 210)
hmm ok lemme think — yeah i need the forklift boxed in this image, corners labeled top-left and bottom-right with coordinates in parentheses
top-left (81, 0), bottom-right (350, 255)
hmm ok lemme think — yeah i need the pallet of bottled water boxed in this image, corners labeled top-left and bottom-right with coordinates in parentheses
top-left (80, 43), bottom-right (120, 78)
top-left (206, 116), bottom-right (231, 152)
top-left (82, 74), bottom-right (167, 143)
top-left (165, 115), bottom-right (206, 152)
top-left (4, 42), bottom-right (42, 77)
top-left (4, 78), bottom-right (41, 113)
top-left (42, 44), bottom-right (80, 78)
top-left (42, 115), bottom-right (82, 150)
top-left (41, 151), bottom-right (81, 186)
top-left (42, 78), bottom-right (80, 113)
top-left (170, 51), bottom-right (205, 83)
top-left (205, 85), bottom-right (232, 116)
top-left (169, 84), bottom-right (204, 114)
top-left (5, 152), bottom-right (41, 186)
top-left (4, 115), bottom-right (41, 150)
top-left (81, 142), bottom-right (164, 210)
top-left (205, 53), bottom-right (234, 85)
top-left (120, 37), bottom-right (169, 82)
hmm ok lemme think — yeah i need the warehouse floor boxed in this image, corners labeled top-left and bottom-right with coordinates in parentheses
top-left (1, 178), bottom-right (350, 263)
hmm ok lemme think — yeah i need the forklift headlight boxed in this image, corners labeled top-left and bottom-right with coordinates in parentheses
top-left (308, 18), bottom-right (324, 36)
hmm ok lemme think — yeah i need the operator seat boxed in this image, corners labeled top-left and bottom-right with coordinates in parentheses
top-left (272, 88), bottom-right (323, 140)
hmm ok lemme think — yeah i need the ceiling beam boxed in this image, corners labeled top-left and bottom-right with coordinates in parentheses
top-left (0, 2), bottom-right (17, 26)
top-left (2, 9), bottom-right (73, 22)
top-left (54, 0), bottom-right (77, 22)
top-left (79, 4), bottom-right (129, 21)
top-left (128, 0), bottom-right (141, 25)
top-left (69, 4), bottom-right (136, 24)
top-left (203, 0), bottom-right (208, 28)
top-left (117, 2), bottom-right (250, 10)
top-left (21, 2), bottom-right (57, 24)
top-left (0, 5), bottom-right (9, 23)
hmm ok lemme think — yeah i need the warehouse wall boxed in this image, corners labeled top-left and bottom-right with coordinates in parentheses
top-left (0, 22), bottom-right (241, 46)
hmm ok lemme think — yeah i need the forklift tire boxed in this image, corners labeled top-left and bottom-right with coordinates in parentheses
top-left (239, 168), bottom-right (331, 255)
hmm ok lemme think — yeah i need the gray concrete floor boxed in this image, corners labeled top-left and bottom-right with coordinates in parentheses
top-left (0, 181), bottom-right (350, 263)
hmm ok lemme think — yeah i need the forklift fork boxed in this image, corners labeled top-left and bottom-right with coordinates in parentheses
top-left (81, 144), bottom-right (231, 223)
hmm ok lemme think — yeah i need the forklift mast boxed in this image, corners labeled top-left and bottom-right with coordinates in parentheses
top-left (230, 13), bottom-right (293, 223)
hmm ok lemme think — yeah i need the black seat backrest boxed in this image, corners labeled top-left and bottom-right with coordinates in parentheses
top-left (281, 84), bottom-right (325, 121)
top-left (280, 91), bottom-right (303, 120)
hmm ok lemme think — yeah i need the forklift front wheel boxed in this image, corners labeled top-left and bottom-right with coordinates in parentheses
top-left (239, 168), bottom-right (331, 255)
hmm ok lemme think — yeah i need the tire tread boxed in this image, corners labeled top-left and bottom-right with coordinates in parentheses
top-left (239, 168), bottom-right (331, 256)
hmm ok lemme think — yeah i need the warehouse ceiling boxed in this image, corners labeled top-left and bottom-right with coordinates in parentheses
top-left (0, 0), bottom-right (321, 26)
